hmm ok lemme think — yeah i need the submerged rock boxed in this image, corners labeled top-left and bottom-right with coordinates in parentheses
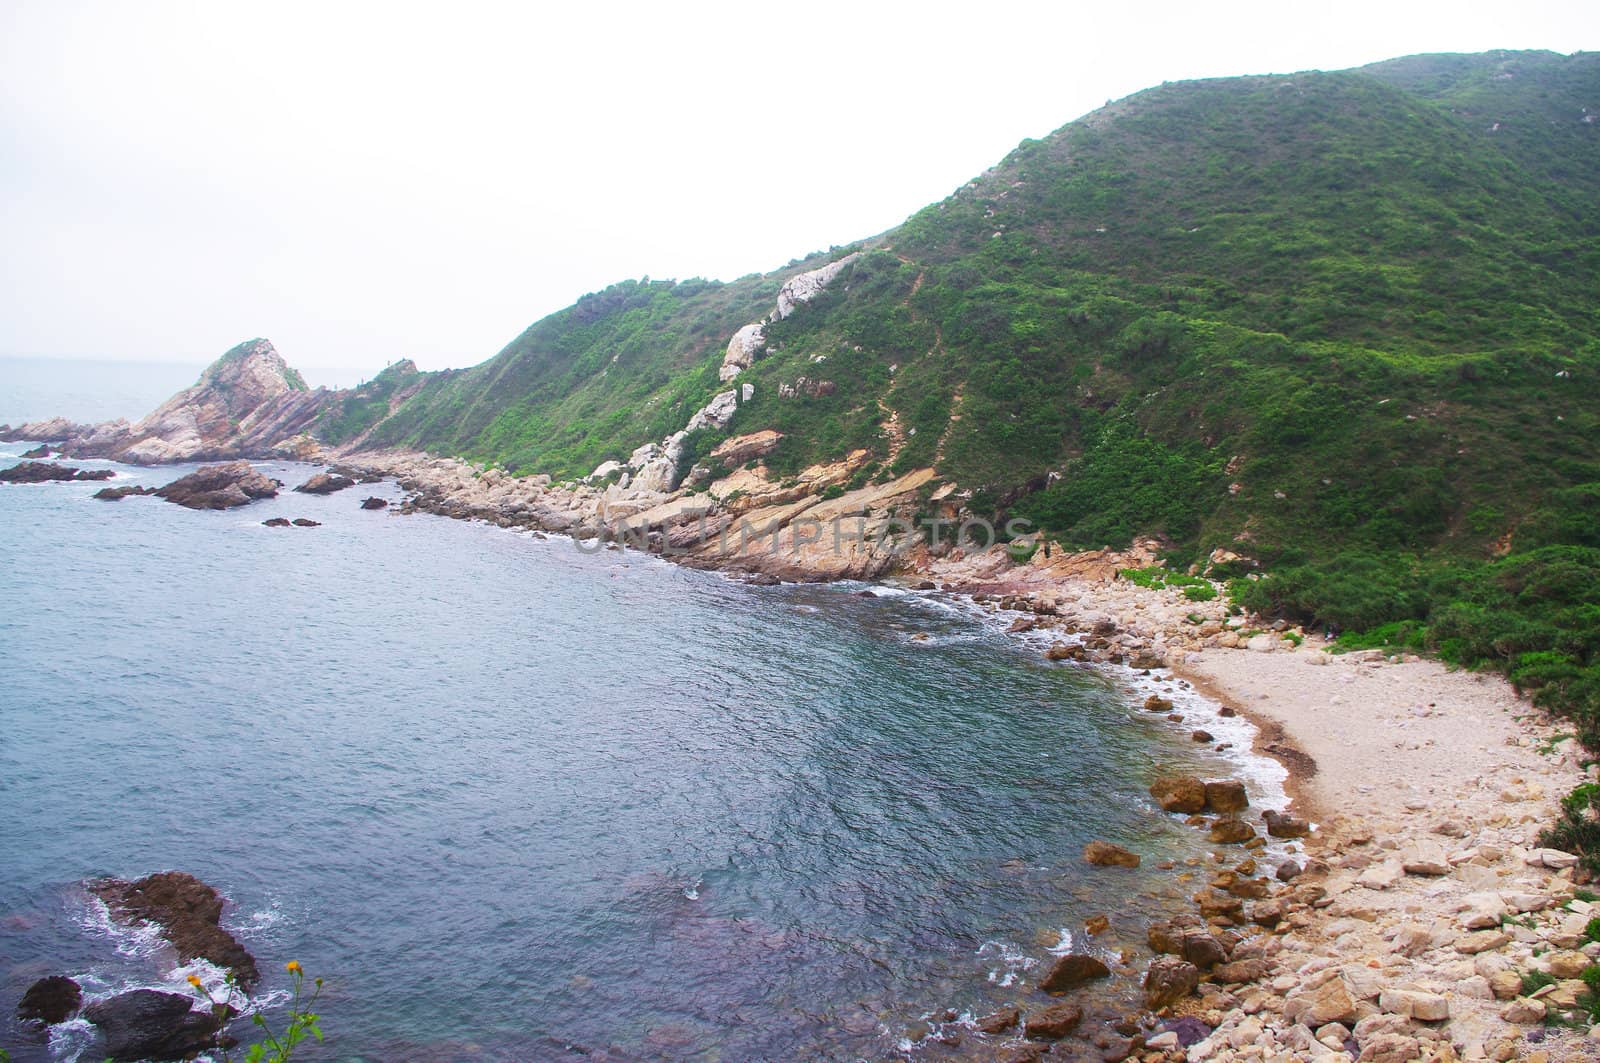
top-left (0, 461), bottom-right (115, 483)
top-left (291, 517), bottom-right (320, 527)
top-left (154, 462), bottom-right (280, 510)
top-left (90, 871), bottom-right (259, 986)
top-left (1022, 1001), bottom-right (1083, 1040)
top-left (1083, 840), bottom-right (1140, 868)
top-left (83, 989), bottom-right (223, 1061)
top-left (359, 496), bottom-right (389, 510)
top-left (18, 975), bottom-right (82, 1024)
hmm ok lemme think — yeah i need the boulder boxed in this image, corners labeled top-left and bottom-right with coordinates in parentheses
top-left (1150, 775), bottom-right (1207, 814)
top-left (1038, 954), bottom-right (1110, 992)
top-left (1083, 841), bottom-right (1140, 868)
top-left (1192, 730), bottom-right (1214, 743)
top-left (291, 518), bottom-right (321, 527)
top-left (1129, 652), bottom-right (1164, 670)
top-left (154, 462), bottom-right (280, 510)
top-left (1401, 842), bottom-right (1451, 876)
top-left (1142, 695), bottom-right (1173, 712)
top-left (293, 471), bottom-right (355, 495)
top-left (0, 461), bottom-right (115, 483)
top-left (90, 871), bottom-right (259, 986)
top-left (1204, 780), bottom-right (1249, 813)
top-left (1211, 958), bottom-right (1272, 984)
top-left (262, 517), bottom-right (292, 527)
top-left (1264, 810), bottom-right (1311, 838)
top-left (82, 989), bottom-right (222, 1061)
top-left (359, 496), bottom-right (389, 510)
top-left (1022, 1002), bottom-right (1083, 1041)
top-left (1287, 977), bottom-right (1358, 1026)
top-left (1209, 817), bottom-right (1255, 844)
top-left (18, 975), bottom-right (81, 1024)
top-left (1143, 957), bottom-right (1199, 1010)
top-left (21, 444), bottom-right (51, 458)
top-left (1045, 642), bottom-right (1085, 661)
top-left (1378, 988), bottom-right (1449, 1022)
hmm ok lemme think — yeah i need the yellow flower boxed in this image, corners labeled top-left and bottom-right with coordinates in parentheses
top-left (186, 974), bottom-right (203, 988)
top-left (285, 960), bottom-right (302, 975)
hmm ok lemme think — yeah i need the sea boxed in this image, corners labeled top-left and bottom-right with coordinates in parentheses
top-left (0, 358), bottom-right (1285, 1061)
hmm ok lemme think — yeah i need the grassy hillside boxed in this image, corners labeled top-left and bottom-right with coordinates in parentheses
top-left (329, 51), bottom-right (1600, 820)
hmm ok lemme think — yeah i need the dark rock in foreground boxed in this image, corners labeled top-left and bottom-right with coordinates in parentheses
top-left (360, 496), bottom-right (389, 509)
top-left (294, 471), bottom-right (355, 494)
top-left (94, 485), bottom-right (156, 501)
top-left (18, 975), bottom-right (82, 1025)
top-left (154, 462), bottom-right (280, 510)
top-left (1, 461), bottom-right (115, 483)
top-left (90, 871), bottom-right (259, 986)
top-left (83, 989), bottom-right (223, 1061)
top-left (1037, 953), bottom-right (1111, 992)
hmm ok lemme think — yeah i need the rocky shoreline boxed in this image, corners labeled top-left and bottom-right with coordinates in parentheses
top-left (9, 435), bottom-right (1600, 1061)
top-left (329, 449), bottom-right (1600, 1063)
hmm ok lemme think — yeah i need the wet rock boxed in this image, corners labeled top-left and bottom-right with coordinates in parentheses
top-left (1163, 1015), bottom-right (1211, 1047)
top-left (1192, 730), bottom-right (1214, 743)
top-left (1045, 642), bottom-right (1085, 661)
top-left (90, 871), bottom-right (259, 985)
top-left (0, 461), bottom-right (115, 483)
top-left (262, 517), bottom-right (291, 527)
top-left (1129, 651), bottom-right (1164, 670)
top-left (1144, 957), bottom-right (1199, 1010)
top-left (21, 444), bottom-right (51, 458)
top-left (1038, 954), bottom-right (1111, 992)
top-left (82, 989), bottom-right (222, 1061)
top-left (154, 462), bottom-right (280, 510)
top-left (1208, 817), bottom-right (1255, 844)
top-left (1022, 1001), bottom-right (1083, 1040)
top-left (18, 975), bottom-right (81, 1024)
top-left (1203, 780), bottom-right (1249, 814)
top-left (1275, 860), bottom-right (1303, 881)
top-left (294, 471), bottom-right (355, 494)
top-left (1143, 695), bottom-right (1173, 712)
top-left (291, 518), bottom-right (321, 527)
top-left (1083, 841), bottom-right (1140, 868)
top-left (975, 1007), bottom-right (1020, 1034)
top-left (360, 496), bottom-right (389, 510)
top-left (1150, 775), bottom-right (1207, 814)
top-left (93, 484), bottom-right (156, 500)
top-left (1263, 810), bottom-right (1311, 838)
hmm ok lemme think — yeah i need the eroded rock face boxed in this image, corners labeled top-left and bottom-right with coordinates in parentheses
top-left (154, 462), bottom-right (280, 510)
top-left (90, 871), bottom-right (259, 986)
top-left (18, 975), bottom-right (82, 1024)
top-left (36, 340), bottom-right (334, 465)
top-left (82, 989), bottom-right (223, 1061)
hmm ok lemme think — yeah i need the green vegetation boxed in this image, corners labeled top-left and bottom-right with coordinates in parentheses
top-left (298, 51), bottom-right (1600, 861)
top-left (188, 961), bottom-right (323, 1063)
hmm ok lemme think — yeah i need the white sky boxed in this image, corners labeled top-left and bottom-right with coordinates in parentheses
top-left (1, 1), bottom-right (1592, 374)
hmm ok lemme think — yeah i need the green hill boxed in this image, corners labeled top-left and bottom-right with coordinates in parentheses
top-left (319, 51), bottom-right (1600, 800)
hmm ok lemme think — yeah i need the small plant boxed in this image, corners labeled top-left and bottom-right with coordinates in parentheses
top-left (1584, 916), bottom-right (1600, 943)
top-left (189, 961), bottom-right (324, 1063)
top-left (1006, 541), bottom-right (1040, 564)
top-left (820, 484), bottom-right (846, 500)
top-left (1574, 888), bottom-right (1599, 904)
top-left (1521, 969), bottom-right (1558, 996)
top-left (1183, 583), bottom-right (1217, 602)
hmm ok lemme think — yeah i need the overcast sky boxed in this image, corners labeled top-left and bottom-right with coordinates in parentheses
top-left (1, 1), bottom-right (1592, 375)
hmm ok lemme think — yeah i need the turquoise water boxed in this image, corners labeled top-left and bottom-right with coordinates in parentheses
top-left (0, 404), bottom-right (1260, 1060)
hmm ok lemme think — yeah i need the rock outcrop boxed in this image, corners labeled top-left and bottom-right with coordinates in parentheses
top-left (18, 975), bottom-right (82, 1025)
top-left (294, 471), bottom-right (355, 494)
top-left (82, 989), bottom-right (225, 1061)
top-left (90, 871), bottom-right (260, 986)
top-left (717, 253), bottom-right (862, 382)
top-left (0, 461), bottom-right (114, 483)
top-left (29, 340), bottom-right (335, 465)
top-left (154, 462), bottom-right (280, 510)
